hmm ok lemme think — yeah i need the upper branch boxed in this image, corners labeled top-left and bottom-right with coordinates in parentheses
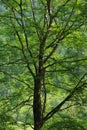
top-left (19, 0), bottom-right (37, 71)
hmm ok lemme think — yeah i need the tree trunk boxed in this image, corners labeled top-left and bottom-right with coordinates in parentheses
top-left (33, 76), bottom-right (43, 130)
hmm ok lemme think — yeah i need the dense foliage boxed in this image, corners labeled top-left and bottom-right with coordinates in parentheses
top-left (0, 0), bottom-right (87, 130)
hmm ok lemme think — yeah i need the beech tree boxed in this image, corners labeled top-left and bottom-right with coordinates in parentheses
top-left (0, 0), bottom-right (87, 130)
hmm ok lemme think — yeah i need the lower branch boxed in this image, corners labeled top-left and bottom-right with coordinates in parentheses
top-left (44, 73), bottom-right (87, 122)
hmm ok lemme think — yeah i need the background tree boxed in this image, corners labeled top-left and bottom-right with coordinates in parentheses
top-left (0, 0), bottom-right (87, 130)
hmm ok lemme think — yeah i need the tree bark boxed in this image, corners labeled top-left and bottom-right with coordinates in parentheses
top-left (33, 76), bottom-right (43, 130)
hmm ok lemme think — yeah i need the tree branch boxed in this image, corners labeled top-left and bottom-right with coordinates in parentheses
top-left (44, 73), bottom-right (87, 122)
top-left (0, 70), bottom-right (33, 90)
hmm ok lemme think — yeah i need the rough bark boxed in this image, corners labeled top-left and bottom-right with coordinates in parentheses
top-left (33, 76), bottom-right (43, 130)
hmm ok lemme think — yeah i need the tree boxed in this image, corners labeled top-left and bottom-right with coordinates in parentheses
top-left (0, 0), bottom-right (87, 130)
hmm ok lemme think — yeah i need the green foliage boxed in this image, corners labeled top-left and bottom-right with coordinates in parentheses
top-left (0, 0), bottom-right (87, 129)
